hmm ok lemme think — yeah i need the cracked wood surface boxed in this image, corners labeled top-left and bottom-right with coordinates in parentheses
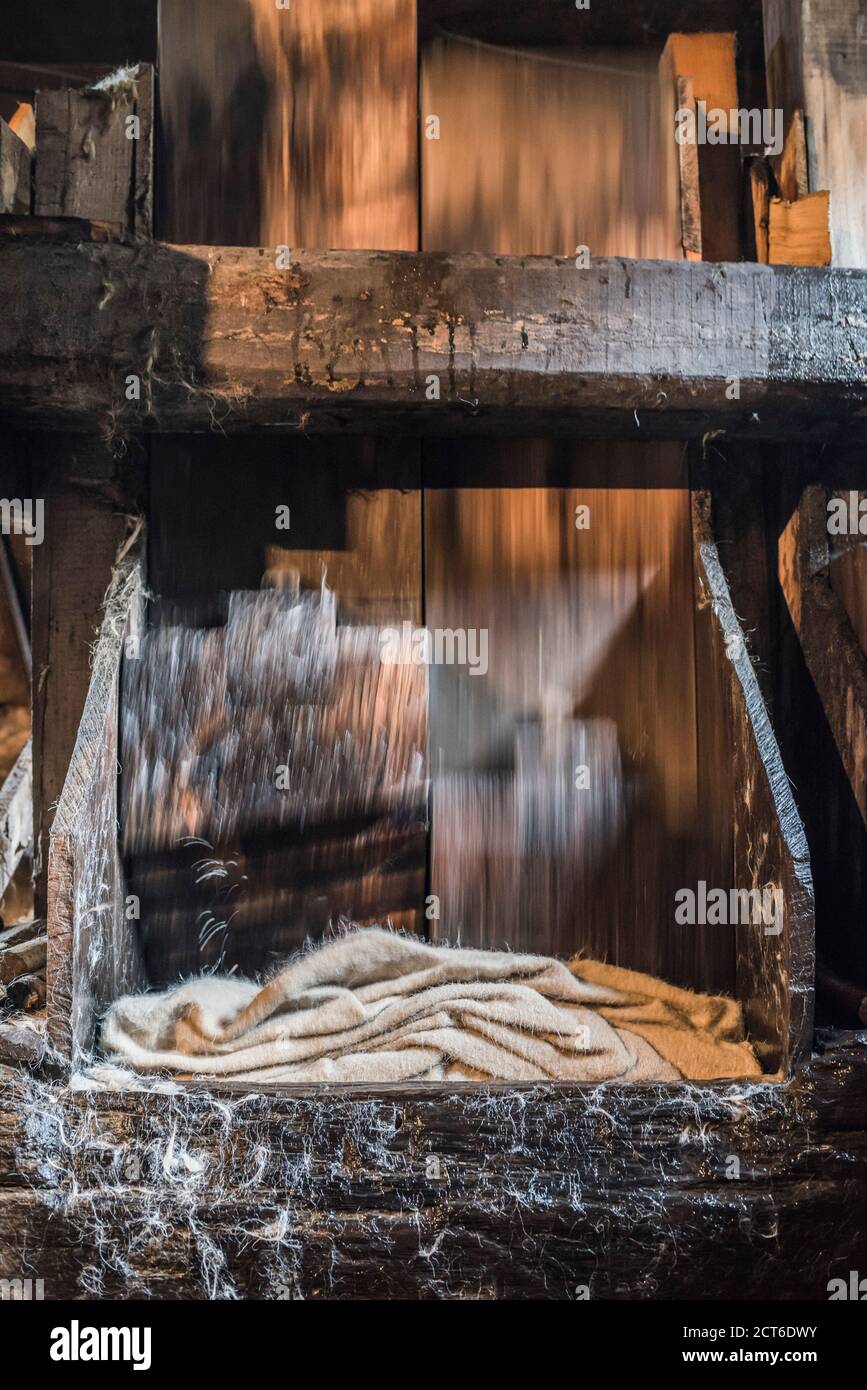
top-left (0, 242), bottom-right (866, 437)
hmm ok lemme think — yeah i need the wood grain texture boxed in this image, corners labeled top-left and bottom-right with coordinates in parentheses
top-left (158, 0), bottom-right (417, 250)
top-left (48, 548), bottom-right (147, 1062)
top-left (694, 489), bottom-right (814, 1072)
top-left (769, 191), bottom-right (832, 265)
top-left (34, 87), bottom-right (134, 227)
top-left (660, 32), bottom-right (742, 263)
top-left (422, 37), bottom-right (681, 259)
top-left (30, 447), bottom-right (143, 922)
top-left (1, 242), bottom-right (866, 435)
top-left (5, 1033), bottom-right (867, 1300)
top-left (0, 116), bottom-right (30, 215)
top-left (772, 109), bottom-right (810, 202)
top-left (830, 521), bottom-right (867, 657)
top-left (763, 0), bottom-right (867, 268)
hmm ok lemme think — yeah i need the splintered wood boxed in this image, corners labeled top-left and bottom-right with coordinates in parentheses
top-left (421, 36), bottom-right (681, 258)
top-left (122, 585), bottom-right (427, 981)
top-left (158, 0), bottom-right (417, 248)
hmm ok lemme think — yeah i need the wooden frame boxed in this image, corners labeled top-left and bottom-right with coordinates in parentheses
top-left (45, 477), bottom-right (814, 1077)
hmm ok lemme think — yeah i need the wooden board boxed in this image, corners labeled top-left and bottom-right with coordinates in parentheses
top-left (772, 109), bottom-right (809, 202)
top-left (35, 86), bottom-right (134, 227)
top-left (0, 116), bottom-right (30, 215)
top-left (769, 190), bottom-right (832, 265)
top-left (748, 157), bottom-right (771, 263)
top-left (693, 489), bottom-right (813, 1072)
top-left (830, 521), bottom-right (867, 656)
top-left (30, 444), bottom-right (144, 921)
top-left (33, 67), bottom-right (153, 235)
top-left (422, 36), bottom-right (680, 259)
top-left (158, 0), bottom-right (418, 249)
top-left (659, 32), bottom-right (742, 263)
top-left (764, 0), bottom-right (867, 267)
top-left (47, 549), bottom-right (147, 1061)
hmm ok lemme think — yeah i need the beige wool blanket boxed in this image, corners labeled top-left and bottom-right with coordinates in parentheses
top-left (102, 929), bottom-right (761, 1083)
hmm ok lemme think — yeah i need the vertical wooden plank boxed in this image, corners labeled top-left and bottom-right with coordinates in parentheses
top-left (693, 489), bottom-right (814, 1071)
top-left (0, 116), bottom-right (31, 214)
top-left (660, 32), bottom-right (742, 262)
top-left (158, 0), bottom-right (418, 250)
top-left (34, 86), bottom-right (135, 226)
top-left (48, 553), bottom-right (147, 1061)
top-left (764, 0), bottom-right (867, 267)
top-left (132, 65), bottom-right (154, 239)
top-left (30, 442), bottom-right (143, 920)
top-left (748, 157), bottom-right (771, 263)
top-left (422, 35), bottom-right (681, 258)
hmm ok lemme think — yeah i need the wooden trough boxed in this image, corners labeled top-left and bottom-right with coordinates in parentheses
top-left (45, 452), bottom-right (814, 1080)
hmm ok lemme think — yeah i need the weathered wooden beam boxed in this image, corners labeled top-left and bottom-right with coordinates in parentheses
top-left (0, 242), bottom-right (866, 437)
top-left (1, 1032), bottom-right (867, 1299)
top-left (34, 67), bottom-right (154, 239)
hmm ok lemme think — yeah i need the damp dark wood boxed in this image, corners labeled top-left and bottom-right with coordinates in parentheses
top-left (0, 1031), bottom-right (866, 1299)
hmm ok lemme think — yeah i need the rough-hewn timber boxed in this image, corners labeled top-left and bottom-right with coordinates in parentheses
top-left (0, 242), bottom-right (866, 437)
top-left (0, 1031), bottom-right (865, 1299)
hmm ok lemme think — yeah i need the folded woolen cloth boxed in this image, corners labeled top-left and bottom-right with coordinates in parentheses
top-left (101, 928), bottom-right (762, 1083)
